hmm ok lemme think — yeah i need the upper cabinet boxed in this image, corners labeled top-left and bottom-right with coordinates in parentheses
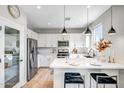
top-left (38, 34), bottom-right (57, 47)
top-left (38, 33), bottom-right (85, 48)
top-left (27, 29), bottom-right (38, 40)
top-left (38, 34), bottom-right (47, 47)
top-left (69, 34), bottom-right (85, 48)
top-left (57, 34), bottom-right (70, 41)
top-left (46, 34), bottom-right (57, 47)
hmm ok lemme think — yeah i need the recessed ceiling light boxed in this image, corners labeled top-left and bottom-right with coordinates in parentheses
top-left (37, 5), bottom-right (41, 9)
top-left (48, 22), bottom-right (51, 25)
top-left (87, 5), bottom-right (91, 8)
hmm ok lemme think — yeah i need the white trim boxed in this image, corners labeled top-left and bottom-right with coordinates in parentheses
top-left (0, 15), bottom-right (26, 88)
top-left (91, 23), bottom-right (102, 30)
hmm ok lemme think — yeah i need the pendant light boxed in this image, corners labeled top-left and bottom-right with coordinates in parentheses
top-left (62, 5), bottom-right (67, 35)
top-left (108, 6), bottom-right (116, 35)
top-left (85, 6), bottom-right (92, 35)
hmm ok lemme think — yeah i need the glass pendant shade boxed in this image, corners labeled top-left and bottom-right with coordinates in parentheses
top-left (108, 6), bottom-right (116, 35)
top-left (85, 6), bottom-right (91, 35)
top-left (62, 27), bottom-right (67, 35)
top-left (62, 5), bottom-right (67, 35)
top-left (108, 26), bottom-right (116, 35)
top-left (85, 26), bottom-right (91, 35)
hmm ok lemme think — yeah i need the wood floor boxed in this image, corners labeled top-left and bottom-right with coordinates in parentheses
top-left (23, 68), bottom-right (53, 88)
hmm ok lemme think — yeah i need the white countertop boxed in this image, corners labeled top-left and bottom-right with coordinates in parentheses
top-left (50, 55), bottom-right (124, 69)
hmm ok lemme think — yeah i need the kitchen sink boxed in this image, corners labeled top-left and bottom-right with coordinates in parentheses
top-left (84, 55), bottom-right (93, 58)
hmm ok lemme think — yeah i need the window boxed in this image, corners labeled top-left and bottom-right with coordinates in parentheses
top-left (91, 24), bottom-right (103, 49)
top-left (85, 35), bottom-right (90, 48)
top-left (85, 24), bottom-right (103, 49)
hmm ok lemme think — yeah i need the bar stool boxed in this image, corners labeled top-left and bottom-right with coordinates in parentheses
top-left (64, 72), bottom-right (85, 88)
top-left (90, 73), bottom-right (118, 88)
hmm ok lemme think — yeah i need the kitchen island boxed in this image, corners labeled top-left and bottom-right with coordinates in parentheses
top-left (50, 55), bottom-right (124, 88)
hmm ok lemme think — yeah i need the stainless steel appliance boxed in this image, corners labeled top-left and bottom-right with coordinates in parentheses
top-left (27, 38), bottom-right (38, 81)
top-left (57, 49), bottom-right (69, 58)
top-left (58, 41), bottom-right (69, 47)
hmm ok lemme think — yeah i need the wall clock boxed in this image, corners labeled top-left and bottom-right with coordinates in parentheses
top-left (8, 5), bottom-right (20, 19)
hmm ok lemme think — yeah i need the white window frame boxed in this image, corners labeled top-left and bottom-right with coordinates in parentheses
top-left (91, 23), bottom-right (103, 50)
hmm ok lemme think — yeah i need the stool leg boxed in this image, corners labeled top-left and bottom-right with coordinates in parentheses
top-left (103, 84), bottom-right (105, 88)
top-left (116, 84), bottom-right (118, 88)
top-left (90, 76), bottom-right (91, 88)
top-left (78, 84), bottom-right (80, 88)
top-left (64, 82), bottom-right (66, 88)
top-left (84, 82), bottom-right (85, 88)
top-left (96, 82), bottom-right (98, 88)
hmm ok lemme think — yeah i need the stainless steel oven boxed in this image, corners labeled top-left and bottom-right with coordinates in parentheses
top-left (58, 41), bottom-right (69, 47)
top-left (57, 49), bottom-right (69, 58)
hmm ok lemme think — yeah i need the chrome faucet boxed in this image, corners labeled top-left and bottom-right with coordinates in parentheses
top-left (88, 48), bottom-right (96, 57)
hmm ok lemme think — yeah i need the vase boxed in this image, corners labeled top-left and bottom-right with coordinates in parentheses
top-left (98, 51), bottom-right (106, 62)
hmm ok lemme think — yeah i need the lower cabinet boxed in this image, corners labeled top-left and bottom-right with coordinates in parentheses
top-left (37, 48), bottom-right (57, 67)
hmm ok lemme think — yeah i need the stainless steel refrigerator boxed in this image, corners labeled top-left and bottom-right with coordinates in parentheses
top-left (27, 38), bottom-right (38, 81)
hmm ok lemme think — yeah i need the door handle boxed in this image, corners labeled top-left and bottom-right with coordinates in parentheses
top-left (19, 59), bottom-right (23, 62)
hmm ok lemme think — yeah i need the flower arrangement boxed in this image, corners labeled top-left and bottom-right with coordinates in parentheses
top-left (95, 39), bottom-right (112, 52)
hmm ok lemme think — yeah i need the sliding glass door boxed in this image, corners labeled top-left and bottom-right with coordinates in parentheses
top-left (4, 26), bottom-right (20, 88)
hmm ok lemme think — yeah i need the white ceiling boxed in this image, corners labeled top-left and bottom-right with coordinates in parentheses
top-left (20, 5), bottom-right (110, 31)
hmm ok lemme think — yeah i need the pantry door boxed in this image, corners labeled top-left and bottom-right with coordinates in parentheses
top-left (0, 17), bottom-right (25, 88)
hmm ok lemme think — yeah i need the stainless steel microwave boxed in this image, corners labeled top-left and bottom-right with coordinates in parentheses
top-left (58, 41), bottom-right (69, 47)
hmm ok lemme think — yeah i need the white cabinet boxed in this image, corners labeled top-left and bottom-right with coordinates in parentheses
top-left (38, 34), bottom-right (47, 47)
top-left (69, 34), bottom-right (84, 48)
top-left (38, 53), bottom-right (56, 67)
top-left (27, 29), bottom-right (38, 40)
top-left (38, 33), bottom-right (85, 49)
top-left (46, 34), bottom-right (57, 47)
top-left (57, 34), bottom-right (70, 41)
top-left (38, 34), bottom-right (57, 47)
top-left (37, 48), bottom-right (57, 67)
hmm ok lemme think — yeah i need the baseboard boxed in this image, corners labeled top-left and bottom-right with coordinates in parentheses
top-left (38, 66), bottom-right (50, 69)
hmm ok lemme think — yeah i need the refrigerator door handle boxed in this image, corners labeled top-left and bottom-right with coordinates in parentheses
top-left (0, 58), bottom-right (1, 63)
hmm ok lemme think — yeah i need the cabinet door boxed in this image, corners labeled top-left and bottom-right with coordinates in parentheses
top-left (47, 34), bottom-right (57, 47)
top-left (52, 35), bottom-right (57, 47)
top-left (38, 34), bottom-right (47, 47)
top-left (58, 34), bottom-right (70, 41)
top-left (38, 34), bottom-right (57, 47)
top-left (46, 34), bottom-right (52, 47)
top-left (69, 34), bottom-right (84, 51)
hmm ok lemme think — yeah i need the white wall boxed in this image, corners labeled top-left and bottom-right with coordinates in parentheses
top-left (0, 6), bottom-right (27, 27)
top-left (90, 5), bottom-right (124, 63)
top-left (0, 5), bottom-right (27, 86)
top-left (90, 5), bottom-right (124, 87)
